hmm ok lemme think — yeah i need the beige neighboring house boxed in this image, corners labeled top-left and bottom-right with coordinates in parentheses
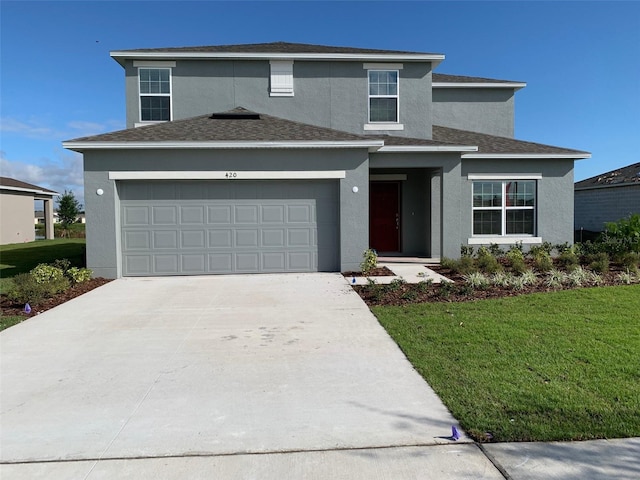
top-left (0, 177), bottom-right (58, 245)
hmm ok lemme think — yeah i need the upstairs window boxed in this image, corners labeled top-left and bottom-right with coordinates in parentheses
top-left (270, 60), bottom-right (294, 96)
top-left (472, 180), bottom-right (536, 236)
top-left (139, 68), bottom-right (171, 122)
top-left (368, 70), bottom-right (399, 123)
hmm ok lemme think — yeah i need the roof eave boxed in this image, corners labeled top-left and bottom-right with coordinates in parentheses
top-left (376, 145), bottom-right (478, 153)
top-left (432, 82), bottom-right (527, 91)
top-left (0, 185), bottom-right (59, 197)
top-left (575, 182), bottom-right (640, 191)
top-left (462, 153), bottom-right (592, 160)
top-left (110, 51), bottom-right (445, 67)
top-left (63, 140), bottom-right (384, 152)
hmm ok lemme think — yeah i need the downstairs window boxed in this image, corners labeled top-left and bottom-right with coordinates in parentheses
top-left (472, 180), bottom-right (536, 236)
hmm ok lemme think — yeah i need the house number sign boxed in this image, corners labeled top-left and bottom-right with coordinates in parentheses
top-left (224, 172), bottom-right (238, 179)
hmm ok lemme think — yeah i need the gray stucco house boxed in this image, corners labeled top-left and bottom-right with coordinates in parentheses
top-left (575, 162), bottom-right (640, 233)
top-left (63, 42), bottom-right (590, 278)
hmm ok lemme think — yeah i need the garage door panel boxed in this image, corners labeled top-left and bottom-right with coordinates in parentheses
top-left (120, 180), bottom-right (338, 276)
top-left (262, 229), bottom-right (285, 247)
top-left (209, 230), bottom-right (232, 248)
top-left (123, 206), bottom-right (150, 226)
top-left (208, 206), bottom-right (232, 224)
top-left (181, 230), bottom-right (205, 248)
top-left (181, 206), bottom-right (205, 224)
top-left (124, 231), bottom-right (151, 250)
top-left (155, 255), bottom-right (179, 274)
top-left (153, 231), bottom-right (178, 249)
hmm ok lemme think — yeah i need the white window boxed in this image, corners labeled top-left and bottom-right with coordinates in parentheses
top-left (368, 70), bottom-right (399, 123)
top-left (270, 60), bottom-right (294, 96)
top-left (472, 180), bottom-right (536, 236)
top-left (138, 67), bottom-right (171, 122)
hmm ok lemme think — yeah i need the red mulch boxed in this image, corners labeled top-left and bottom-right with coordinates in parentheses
top-left (1, 278), bottom-right (113, 318)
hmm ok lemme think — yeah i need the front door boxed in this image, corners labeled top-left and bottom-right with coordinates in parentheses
top-left (369, 181), bottom-right (400, 252)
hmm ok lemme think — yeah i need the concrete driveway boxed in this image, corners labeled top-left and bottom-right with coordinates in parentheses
top-left (1, 273), bottom-right (502, 478)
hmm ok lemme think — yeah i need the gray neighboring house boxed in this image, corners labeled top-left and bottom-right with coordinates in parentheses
top-left (0, 177), bottom-right (57, 245)
top-left (63, 42), bottom-right (590, 278)
top-left (574, 162), bottom-right (640, 232)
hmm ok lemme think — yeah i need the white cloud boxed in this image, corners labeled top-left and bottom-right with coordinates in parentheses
top-left (0, 150), bottom-right (85, 207)
top-left (0, 117), bottom-right (124, 140)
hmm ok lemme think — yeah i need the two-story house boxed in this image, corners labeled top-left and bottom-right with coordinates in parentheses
top-left (64, 42), bottom-right (590, 278)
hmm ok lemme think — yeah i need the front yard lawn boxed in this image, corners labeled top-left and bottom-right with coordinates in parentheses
top-left (373, 285), bottom-right (640, 442)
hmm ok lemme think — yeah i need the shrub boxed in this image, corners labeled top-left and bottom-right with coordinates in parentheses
top-left (616, 271), bottom-right (636, 285)
top-left (533, 251), bottom-right (554, 272)
top-left (417, 279), bottom-right (433, 292)
top-left (7, 273), bottom-right (69, 304)
top-left (437, 280), bottom-right (455, 298)
top-left (441, 256), bottom-right (477, 275)
top-left (464, 272), bottom-right (490, 290)
top-left (387, 277), bottom-right (407, 292)
top-left (67, 267), bottom-right (92, 284)
top-left (557, 250), bottom-right (579, 271)
top-left (506, 247), bottom-right (525, 262)
top-left (545, 269), bottom-right (568, 288)
top-left (567, 266), bottom-right (589, 287)
top-left (508, 274), bottom-right (527, 291)
top-left (587, 252), bottom-right (610, 274)
top-left (555, 242), bottom-right (572, 254)
top-left (30, 264), bottom-right (65, 284)
top-left (521, 269), bottom-right (538, 285)
top-left (509, 257), bottom-right (528, 275)
top-left (488, 243), bottom-right (504, 257)
top-left (491, 271), bottom-right (511, 287)
top-left (620, 252), bottom-right (640, 274)
top-left (477, 253), bottom-right (502, 274)
top-left (588, 272), bottom-right (604, 286)
top-left (360, 249), bottom-right (378, 274)
top-left (602, 213), bottom-right (640, 254)
top-left (460, 245), bottom-right (474, 257)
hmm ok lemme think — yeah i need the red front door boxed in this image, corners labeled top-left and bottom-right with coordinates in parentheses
top-left (369, 181), bottom-right (400, 252)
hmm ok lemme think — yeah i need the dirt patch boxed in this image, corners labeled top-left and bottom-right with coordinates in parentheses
top-left (343, 266), bottom-right (395, 277)
top-left (1, 278), bottom-right (113, 318)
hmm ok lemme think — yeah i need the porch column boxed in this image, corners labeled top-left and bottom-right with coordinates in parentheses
top-left (44, 198), bottom-right (55, 239)
top-left (440, 159), bottom-right (463, 259)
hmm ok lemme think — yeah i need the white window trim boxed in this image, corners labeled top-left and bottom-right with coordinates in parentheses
top-left (468, 173), bottom-right (542, 180)
top-left (138, 66), bottom-right (173, 123)
top-left (367, 69), bottom-right (400, 125)
top-left (471, 180), bottom-right (537, 238)
top-left (270, 60), bottom-right (294, 97)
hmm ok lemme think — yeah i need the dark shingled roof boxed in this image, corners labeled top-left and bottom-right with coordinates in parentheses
top-left (367, 134), bottom-right (465, 147)
top-left (0, 177), bottom-right (58, 194)
top-left (118, 41), bottom-right (440, 56)
top-left (575, 162), bottom-right (640, 188)
top-left (432, 126), bottom-right (589, 156)
top-left (433, 73), bottom-right (524, 84)
top-left (66, 108), bottom-right (373, 143)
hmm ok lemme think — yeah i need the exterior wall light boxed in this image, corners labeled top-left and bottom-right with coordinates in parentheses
top-left (352, 186), bottom-right (359, 193)
top-left (96, 189), bottom-right (104, 196)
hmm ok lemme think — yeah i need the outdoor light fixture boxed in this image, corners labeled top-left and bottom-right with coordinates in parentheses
top-left (352, 186), bottom-right (359, 193)
top-left (96, 188), bottom-right (104, 196)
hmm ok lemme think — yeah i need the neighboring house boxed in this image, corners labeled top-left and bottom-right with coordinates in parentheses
top-left (0, 177), bottom-right (57, 244)
top-left (574, 162), bottom-right (640, 232)
top-left (63, 42), bottom-right (590, 278)
top-left (34, 211), bottom-right (85, 224)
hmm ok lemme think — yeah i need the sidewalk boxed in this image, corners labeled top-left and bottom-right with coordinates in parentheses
top-left (348, 259), bottom-right (451, 285)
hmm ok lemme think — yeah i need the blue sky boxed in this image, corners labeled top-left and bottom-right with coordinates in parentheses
top-left (1, 0), bottom-right (639, 208)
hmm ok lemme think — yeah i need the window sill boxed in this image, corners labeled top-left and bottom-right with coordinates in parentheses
top-left (134, 121), bottom-right (169, 128)
top-left (269, 92), bottom-right (294, 97)
top-left (364, 123), bottom-right (404, 131)
top-left (468, 237), bottom-right (542, 245)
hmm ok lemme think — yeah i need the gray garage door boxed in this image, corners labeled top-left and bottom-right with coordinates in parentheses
top-left (119, 180), bottom-right (339, 276)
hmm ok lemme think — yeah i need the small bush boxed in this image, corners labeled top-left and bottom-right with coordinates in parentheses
top-left (464, 272), bottom-right (490, 290)
top-left (620, 252), bottom-right (640, 274)
top-left (360, 249), bottom-right (378, 274)
top-left (67, 267), bottom-right (92, 285)
top-left (616, 271), bottom-right (635, 285)
top-left (491, 271), bottom-right (511, 287)
top-left (7, 273), bottom-right (69, 304)
top-left (30, 264), bottom-right (65, 284)
top-left (587, 252), bottom-right (610, 274)
top-left (545, 269), bottom-right (568, 288)
top-left (417, 279), bottom-right (433, 292)
top-left (477, 253), bottom-right (502, 274)
top-left (509, 257), bottom-right (528, 275)
top-left (460, 245), bottom-right (475, 257)
top-left (441, 256), bottom-right (477, 275)
top-left (533, 251), bottom-right (554, 272)
top-left (567, 266), bottom-right (589, 287)
top-left (401, 290), bottom-right (418, 301)
top-left (387, 277), bottom-right (407, 292)
top-left (557, 250), bottom-right (579, 271)
top-left (488, 243), bottom-right (504, 257)
top-left (521, 269), bottom-right (538, 285)
top-left (437, 280), bottom-right (455, 298)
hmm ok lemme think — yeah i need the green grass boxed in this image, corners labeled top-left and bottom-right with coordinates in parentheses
top-left (373, 285), bottom-right (640, 442)
top-left (0, 239), bottom-right (86, 292)
top-left (0, 315), bottom-right (28, 331)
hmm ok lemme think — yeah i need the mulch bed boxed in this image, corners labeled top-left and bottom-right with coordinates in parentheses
top-left (347, 262), bottom-right (635, 307)
top-left (1, 278), bottom-right (113, 318)
top-left (343, 266), bottom-right (395, 277)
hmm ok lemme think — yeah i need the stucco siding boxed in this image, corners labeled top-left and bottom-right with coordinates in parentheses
top-left (125, 60), bottom-right (433, 139)
top-left (0, 191), bottom-right (36, 244)
top-left (83, 148), bottom-right (369, 278)
top-left (461, 158), bottom-right (575, 249)
top-left (432, 88), bottom-right (515, 137)
top-left (575, 185), bottom-right (640, 232)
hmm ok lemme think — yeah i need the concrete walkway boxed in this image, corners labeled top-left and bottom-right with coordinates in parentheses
top-left (348, 260), bottom-right (451, 285)
top-left (2, 273), bottom-right (638, 479)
